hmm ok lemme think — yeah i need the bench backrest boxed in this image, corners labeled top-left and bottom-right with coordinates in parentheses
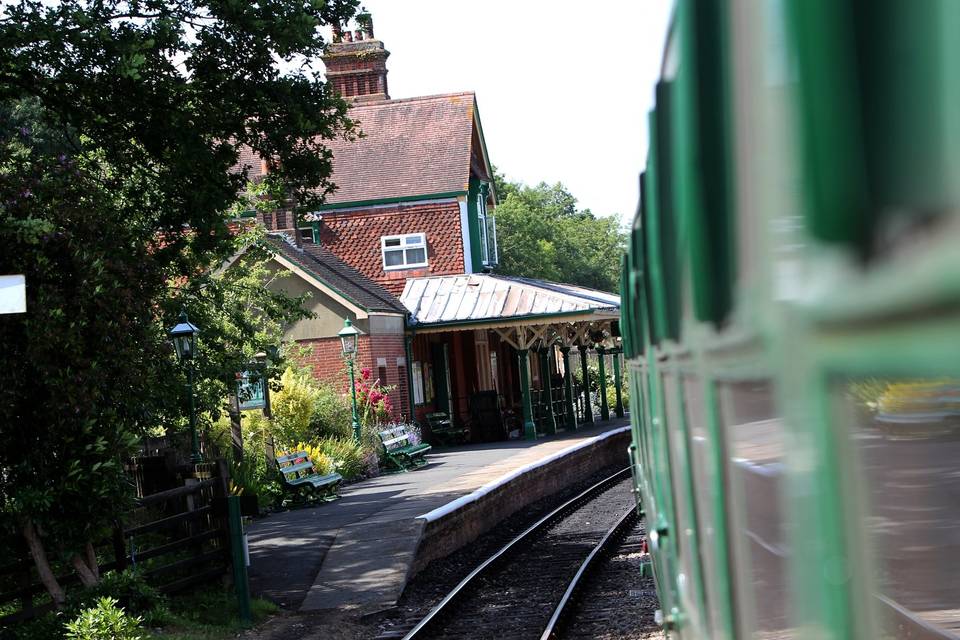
top-left (425, 412), bottom-right (451, 429)
top-left (276, 451), bottom-right (318, 480)
top-left (378, 425), bottom-right (411, 452)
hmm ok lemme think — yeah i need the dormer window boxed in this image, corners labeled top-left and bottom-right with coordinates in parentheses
top-left (382, 233), bottom-right (428, 270)
top-left (477, 184), bottom-right (498, 267)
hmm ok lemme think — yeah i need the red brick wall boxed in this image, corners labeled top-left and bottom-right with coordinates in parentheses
top-left (294, 334), bottom-right (410, 420)
top-left (319, 200), bottom-right (465, 296)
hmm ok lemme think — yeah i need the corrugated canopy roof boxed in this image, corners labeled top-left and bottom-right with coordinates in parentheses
top-left (401, 274), bottom-right (619, 328)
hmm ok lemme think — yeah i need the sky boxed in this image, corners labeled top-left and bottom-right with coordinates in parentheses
top-left (326, 1), bottom-right (674, 226)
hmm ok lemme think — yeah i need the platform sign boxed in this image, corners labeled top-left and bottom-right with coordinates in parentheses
top-left (236, 371), bottom-right (266, 411)
top-left (0, 275), bottom-right (26, 314)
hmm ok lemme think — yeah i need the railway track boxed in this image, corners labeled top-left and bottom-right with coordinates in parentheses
top-left (383, 467), bottom-right (638, 640)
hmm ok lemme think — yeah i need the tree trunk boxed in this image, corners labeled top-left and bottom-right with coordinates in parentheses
top-left (84, 542), bottom-right (100, 581)
top-left (20, 518), bottom-right (65, 606)
top-left (70, 553), bottom-right (98, 588)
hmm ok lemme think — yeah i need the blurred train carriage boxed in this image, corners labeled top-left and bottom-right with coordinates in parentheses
top-left (623, 1), bottom-right (960, 638)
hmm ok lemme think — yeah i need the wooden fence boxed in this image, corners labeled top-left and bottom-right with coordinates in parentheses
top-left (0, 459), bottom-right (232, 626)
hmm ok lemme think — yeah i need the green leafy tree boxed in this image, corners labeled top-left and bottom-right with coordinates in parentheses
top-left (492, 168), bottom-right (626, 292)
top-left (0, 0), bottom-right (359, 604)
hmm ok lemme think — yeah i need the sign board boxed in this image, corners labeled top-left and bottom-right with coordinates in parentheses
top-left (236, 371), bottom-right (266, 411)
top-left (0, 275), bottom-right (26, 314)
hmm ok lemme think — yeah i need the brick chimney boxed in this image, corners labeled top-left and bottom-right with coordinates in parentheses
top-left (323, 9), bottom-right (390, 102)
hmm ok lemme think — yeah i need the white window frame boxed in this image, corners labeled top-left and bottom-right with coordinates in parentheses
top-left (381, 233), bottom-right (428, 270)
top-left (477, 188), bottom-right (498, 267)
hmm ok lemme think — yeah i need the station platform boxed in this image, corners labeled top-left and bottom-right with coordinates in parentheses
top-left (246, 418), bottom-right (632, 613)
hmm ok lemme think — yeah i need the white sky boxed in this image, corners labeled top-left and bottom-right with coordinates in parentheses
top-left (327, 1), bottom-right (674, 226)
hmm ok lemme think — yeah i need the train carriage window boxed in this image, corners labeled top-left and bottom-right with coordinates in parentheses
top-left (684, 376), bottom-right (732, 637)
top-left (662, 373), bottom-right (709, 634)
top-left (837, 377), bottom-right (960, 638)
top-left (719, 380), bottom-right (796, 638)
top-left (787, 1), bottom-right (960, 256)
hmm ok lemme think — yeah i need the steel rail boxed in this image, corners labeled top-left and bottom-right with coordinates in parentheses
top-left (539, 504), bottom-right (638, 639)
top-left (402, 466), bottom-right (631, 639)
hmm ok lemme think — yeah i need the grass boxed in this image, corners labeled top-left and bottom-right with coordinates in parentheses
top-left (147, 586), bottom-right (277, 640)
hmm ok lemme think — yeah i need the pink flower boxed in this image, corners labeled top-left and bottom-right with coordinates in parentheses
top-left (361, 368), bottom-right (371, 380)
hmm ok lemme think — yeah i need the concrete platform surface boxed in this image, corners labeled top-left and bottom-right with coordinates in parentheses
top-left (246, 418), bottom-right (631, 612)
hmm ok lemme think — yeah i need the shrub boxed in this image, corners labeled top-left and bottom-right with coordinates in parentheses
top-left (64, 597), bottom-right (143, 640)
top-left (309, 383), bottom-right (352, 440)
top-left (316, 437), bottom-right (367, 480)
top-left (68, 570), bottom-right (165, 618)
top-left (270, 368), bottom-right (319, 447)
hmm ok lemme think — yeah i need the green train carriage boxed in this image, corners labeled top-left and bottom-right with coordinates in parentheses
top-left (622, 1), bottom-right (960, 638)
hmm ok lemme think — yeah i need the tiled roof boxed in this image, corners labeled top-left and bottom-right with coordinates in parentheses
top-left (237, 92), bottom-right (477, 206)
top-left (401, 274), bottom-right (620, 327)
top-left (267, 235), bottom-right (406, 314)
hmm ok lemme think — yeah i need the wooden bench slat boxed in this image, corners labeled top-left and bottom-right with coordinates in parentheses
top-left (279, 461), bottom-right (314, 475)
top-left (276, 452), bottom-right (309, 464)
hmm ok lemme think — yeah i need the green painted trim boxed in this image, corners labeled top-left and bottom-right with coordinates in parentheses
top-left (407, 308), bottom-right (611, 331)
top-left (613, 351), bottom-right (624, 418)
top-left (560, 346), bottom-right (577, 430)
top-left (517, 349), bottom-right (536, 440)
top-left (472, 101), bottom-right (497, 203)
top-left (238, 209), bottom-right (257, 219)
top-left (404, 335), bottom-right (416, 422)
top-left (578, 345), bottom-right (594, 424)
top-left (597, 347), bottom-right (610, 421)
top-left (319, 191), bottom-right (467, 211)
top-left (539, 347), bottom-right (557, 435)
top-left (467, 178), bottom-right (483, 272)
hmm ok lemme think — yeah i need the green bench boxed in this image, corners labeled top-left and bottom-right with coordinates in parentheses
top-left (378, 425), bottom-right (431, 472)
top-left (426, 411), bottom-right (468, 445)
top-left (275, 451), bottom-right (343, 504)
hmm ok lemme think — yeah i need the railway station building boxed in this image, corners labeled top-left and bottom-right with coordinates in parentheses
top-left (241, 16), bottom-right (623, 440)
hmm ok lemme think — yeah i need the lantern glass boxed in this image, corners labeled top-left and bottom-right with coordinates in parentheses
top-left (169, 311), bottom-right (200, 363)
top-left (341, 332), bottom-right (356, 355)
top-left (337, 318), bottom-right (360, 356)
top-left (173, 334), bottom-right (194, 361)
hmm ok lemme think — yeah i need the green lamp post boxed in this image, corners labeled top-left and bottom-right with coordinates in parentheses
top-left (169, 310), bottom-right (202, 463)
top-left (338, 318), bottom-right (363, 445)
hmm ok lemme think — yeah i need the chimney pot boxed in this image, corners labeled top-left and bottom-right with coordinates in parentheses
top-left (354, 29), bottom-right (363, 41)
top-left (343, 30), bottom-right (353, 42)
top-left (331, 23), bottom-right (342, 43)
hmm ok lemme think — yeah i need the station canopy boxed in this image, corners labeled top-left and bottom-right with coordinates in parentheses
top-left (400, 273), bottom-right (620, 332)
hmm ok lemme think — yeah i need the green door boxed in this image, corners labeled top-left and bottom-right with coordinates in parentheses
top-left (432, 343), bottom-right (454, 419)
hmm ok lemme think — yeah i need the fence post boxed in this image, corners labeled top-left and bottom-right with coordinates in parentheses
top-left (227, 496), bottom-right (252, 627)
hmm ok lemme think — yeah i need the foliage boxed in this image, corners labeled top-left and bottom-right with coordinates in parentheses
top-left (315, 438), bottom-right (368, 480)
top-left (0, 0), bottom-right (360, 602)
top-left (226, 448), bottom-right (283, 510)
top-left (492, 167), bottom-right (626, 292)
top-left (354, 367), bottom-right (396, 428)
top-left (64, 597), bottom-right (143, 640)
top-left (268, 368), bottom-right (321, 448)
top-left (309, 382), bottom-right (353, 440)
top-left (69, 570), bottom-right (166, 620)
top-left (150, 586), bottom-right (277, 639)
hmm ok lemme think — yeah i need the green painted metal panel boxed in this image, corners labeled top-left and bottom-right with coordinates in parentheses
top-left (654, 81), bottom-right (683, 341)
top-left (677, 0), bottom-right (735, 327)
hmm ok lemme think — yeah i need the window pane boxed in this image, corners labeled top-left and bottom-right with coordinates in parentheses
top-left (384, 249), bottom-right (404, 267)
top-left (719, 380), bottom-right (793, 638)
top-left (384, 237), bottom-right (401, 247)
top-left (405, 248), bottom-right (426, 265)
top-left (405, 234), bottom-right (424, 246)
top-left (839, 377), bottom-right (960, 637)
